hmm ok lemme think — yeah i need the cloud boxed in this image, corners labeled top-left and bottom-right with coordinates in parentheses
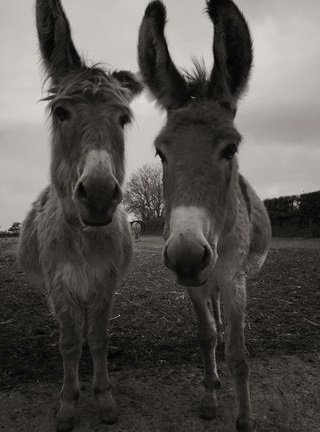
top-left (240, 141), bottom-right (320, 200)
top-left (0, 0), bottom-right (319, 229)
top-left (0, 123), bottom-right (49, 228)
top-left (238, 101), bottom-right (320, 147)
top-left (237, 0), bottom-right (320, 147)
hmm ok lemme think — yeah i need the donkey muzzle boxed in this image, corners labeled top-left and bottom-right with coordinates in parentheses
top-left (164, 234), bottom-right (216, 287)
top-left (164, 205), bottom-right (217, 286)
top-left (74, 177), bottom-right (122, 226)
top-left (73, 150), bottom-right (122, 226)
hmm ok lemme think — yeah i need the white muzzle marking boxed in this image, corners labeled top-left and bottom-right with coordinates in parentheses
top-left (169, 206), bottom-right (211, 238)
top-left (81, 149), bottom-right (112, 177)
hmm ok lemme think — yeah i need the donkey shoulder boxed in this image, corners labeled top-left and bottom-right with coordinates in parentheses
top-left (17, 185), bottom-right (52, 283)
top-left (238, 175), bottom-right (271, 274)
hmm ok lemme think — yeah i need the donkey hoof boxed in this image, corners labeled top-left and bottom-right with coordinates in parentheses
top-left (56, 418), bottom-right (75, 432)
top-left (97, 393), bottom-right (119, 425)
top-left (200, 404), bottom-right (217, 420)
top-left (56, 402), bottom-right (78, 432)
top-left (236, 416), bottom-right (257, 432)
top-left (100, 406), bottom-right (119, 425)
top-left (200, 395), bottom-right (218, 420)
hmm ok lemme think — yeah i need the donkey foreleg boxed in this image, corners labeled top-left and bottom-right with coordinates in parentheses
top-left (188, 285), bottom-right (221, 420)
top-left (87, 295), bottom-right (118, 424)
top-left (54, 306), bottom-right (84, 432)
top-left (219, 273), bottom-right (256, 432)
top-left (210, 285), bottom-right (224, 345)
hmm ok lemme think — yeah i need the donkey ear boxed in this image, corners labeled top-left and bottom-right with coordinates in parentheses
top-left (112, 71), bottom-right (143, 100)
top-left (138, 1), bottom-right (187, 110)
top-left (36, 0), bottom-right (82, 83)
top-left (206, 0), bottom-right (253, 106)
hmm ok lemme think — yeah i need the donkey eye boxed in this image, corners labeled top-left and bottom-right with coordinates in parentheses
top-left (53, 106), bottom-right (71, 122)
top-left (155, 149), bottom-right (166, 163)
top-left (221, 143), bottom-right (237, 160)
top-left (119, 114), bottom-right (131, 128)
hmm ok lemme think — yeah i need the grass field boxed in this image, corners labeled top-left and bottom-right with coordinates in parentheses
top-left (0, 236), bottom-right (319, 432)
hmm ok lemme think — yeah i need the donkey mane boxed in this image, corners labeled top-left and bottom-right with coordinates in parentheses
top-left (176, 61), bottom-right (237, 117)
top-left (42, 66), bottom-right (133, 116)
top-left (148, 61), bottom-right (216, 110)
top-left (181, 60), bottom-right (210, 99)
top-left (176, 62), bottom-right (240, 116)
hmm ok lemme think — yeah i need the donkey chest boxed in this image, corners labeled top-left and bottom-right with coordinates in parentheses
top-left (55, 251), bottom-right (117, 304)
top-left (44, 232), bottom-right (120, 302)
top-left (78, 235), bottom-right (117, 278)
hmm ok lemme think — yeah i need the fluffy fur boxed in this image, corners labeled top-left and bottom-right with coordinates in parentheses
top-left (18, 1), bottom-right (141, 430)
top-left (138, 1), bottom-right (270, 431)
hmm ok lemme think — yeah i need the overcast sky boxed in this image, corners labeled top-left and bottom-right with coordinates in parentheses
top-left (1, 0), bottom-right (320, 229)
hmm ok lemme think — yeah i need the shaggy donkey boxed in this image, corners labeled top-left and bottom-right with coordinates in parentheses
top-left (18, 1), bottom-right (141, 430)
top-left (138, 1), bottom-right (271, 431)
top-left (131, 221), bottom-right (142, 241)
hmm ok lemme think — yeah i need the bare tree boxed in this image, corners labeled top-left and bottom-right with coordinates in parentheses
top-left (8, 222), bottom-right (21, 235)
top-left (123, 163), bottom-right (164, 221)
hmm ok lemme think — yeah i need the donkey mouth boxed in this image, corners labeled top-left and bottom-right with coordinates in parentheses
top-left (164, 255), bottom-right (209, 287)
top-left (173, 267), bottom-right (208, 287)
top-left (177, 275), bottom-right (207, 287)
top-left (77, 208), bottom-right (114, 227)
top-left (81, 217), bottom-right (112, 227)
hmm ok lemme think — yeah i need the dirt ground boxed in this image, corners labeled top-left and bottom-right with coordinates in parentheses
top-left (0, 236), bottom-right (319, 432)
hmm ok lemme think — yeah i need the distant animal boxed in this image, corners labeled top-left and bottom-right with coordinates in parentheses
top-left (17, 0), bottom-right (141, 430)
top-left (131, 221), bottom-right (142, 241)
top-left (138, 1), bottom-right (271, 431)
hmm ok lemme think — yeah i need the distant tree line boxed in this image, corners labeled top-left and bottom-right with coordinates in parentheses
top-left (0, 222), bottom-right (21, 237)
top-left (264, 191), bottom-right (320, 237)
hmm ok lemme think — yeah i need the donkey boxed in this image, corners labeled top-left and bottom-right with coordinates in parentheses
top-left (131, 221), bottom-right (142, 241)
top-left (17, 1), bottom-right (141, 430)
top-left (138, 1), bottom-right (271, 431)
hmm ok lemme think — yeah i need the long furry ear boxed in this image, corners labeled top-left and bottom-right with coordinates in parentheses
top-left (36, 0), bottom-right (83, 84)
top-left (112, 71), bottom-right (143, 101)
top-left (206, 0), bottom-right (253, 107)
top-left (138, 1), bottom-right (187, 110)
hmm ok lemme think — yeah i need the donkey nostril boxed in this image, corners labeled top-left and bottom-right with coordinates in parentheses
top-left (200, 246), bottom-right (211, 270)
top-left (77, 182), bottom-right (88, 201)
top-left (112, 183), bottom-right (122, 204)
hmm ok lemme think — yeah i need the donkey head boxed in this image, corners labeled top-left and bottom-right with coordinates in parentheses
top-left (138, 0), bottom-right (252, 286)
top-left (37, 0), bottom-right (142, 226)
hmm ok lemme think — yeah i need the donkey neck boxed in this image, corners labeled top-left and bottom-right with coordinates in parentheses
top-left (220, 172), bottom-right (244, 236)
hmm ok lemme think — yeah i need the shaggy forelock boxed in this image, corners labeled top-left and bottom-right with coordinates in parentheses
top-left (182, 60), bottom-right (210, 99)
top-left (44, 66), bottom-right (132, 116)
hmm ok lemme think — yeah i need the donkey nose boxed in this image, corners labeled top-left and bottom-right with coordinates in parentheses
top-left (164, 236), bottom-right (213, 284)
top-left (75, 177), bottom-right (122, 212)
